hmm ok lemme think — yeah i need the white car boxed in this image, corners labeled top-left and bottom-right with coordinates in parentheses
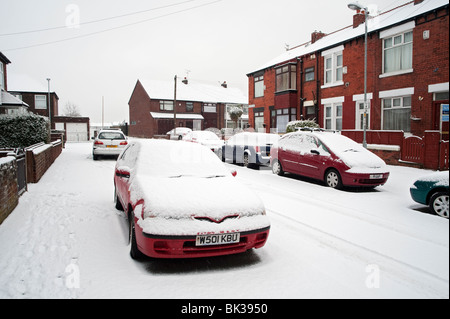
top-left (167, 127), bottom-right (192, 140)
top-left (183, 130), bottom-right (224, 153)
top-left (93, 130), bottom-right (128, 160)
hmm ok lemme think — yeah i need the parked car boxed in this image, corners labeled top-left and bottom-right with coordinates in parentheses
top-left (270, 130), bottom-right (390, 189)
top-left (167, 127), bottom-right (192, 140)
top-left (114, 139), bottom-right (270, 259)
top-left (410, 171), bottom-right (449, 218)
top-left (219, 132), bottom-right (280, 167)
top-left (92, 129), bottom-right (128, 160)
top-left (182, 130), bottom-right (224, 153)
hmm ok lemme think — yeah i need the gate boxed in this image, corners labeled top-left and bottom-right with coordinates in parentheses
top-left (401, 136), bottom-right (424, 165)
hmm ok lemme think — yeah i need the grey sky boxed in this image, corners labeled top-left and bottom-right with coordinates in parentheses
top-left (1, 0), bottom-right (408, 123)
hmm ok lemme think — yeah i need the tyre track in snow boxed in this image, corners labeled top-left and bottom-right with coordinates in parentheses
top-left (230, 165), bottom-right (449, 297)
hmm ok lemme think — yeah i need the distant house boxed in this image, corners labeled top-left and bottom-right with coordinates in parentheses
top-left (128, 78), bottom-right (248, 138)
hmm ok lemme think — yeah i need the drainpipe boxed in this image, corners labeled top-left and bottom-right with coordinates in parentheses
top-left (298, 57), bottom-right (304, 120)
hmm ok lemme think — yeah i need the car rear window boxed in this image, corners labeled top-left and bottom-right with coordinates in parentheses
top-left (98, 132), bottom-right (125, 140)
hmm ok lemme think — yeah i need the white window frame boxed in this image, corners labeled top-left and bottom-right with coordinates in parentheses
top-left (322, 45), bottom-right (344, 88)
top-left (324, 103), bottom-right (343, 131)
top-left (0, 61), bottom-right (4, 89)
top-left (379, 22), bottom-right (415, 78)
top-left (35, 95), bottom-right (47, 110)
top-left (381, 96), bottom-right (412, 132)
top-left (254, 74), bottom-right (264, 98)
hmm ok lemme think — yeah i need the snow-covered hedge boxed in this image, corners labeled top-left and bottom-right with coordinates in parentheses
top-left (0, 114), bottom-right (50, 148)
top-left (286, 119), bottom-right (319, 133)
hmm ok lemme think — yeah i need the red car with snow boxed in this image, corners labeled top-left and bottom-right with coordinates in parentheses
top-left (114, 139), bottom-right (270, 259)
top-left (270, 130), bottom-right (390, 189)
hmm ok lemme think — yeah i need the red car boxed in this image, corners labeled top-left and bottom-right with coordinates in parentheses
top-left (270, 130), bottom-right (390, 189)
top-left (114, 139), bottom-right (270, 259)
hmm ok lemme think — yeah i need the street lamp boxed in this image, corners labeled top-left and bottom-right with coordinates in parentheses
top-left (348, 2), bottom-right (368, 148)
top-left (46, 78), bottom-right (51, 130)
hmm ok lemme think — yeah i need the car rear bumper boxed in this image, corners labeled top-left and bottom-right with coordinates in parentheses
top-left (341, 171), bottom-right (390, 187)
top-left (135, 224), bottom-right (270, 259)
top-left (93, 147), bottom-right (124, 156)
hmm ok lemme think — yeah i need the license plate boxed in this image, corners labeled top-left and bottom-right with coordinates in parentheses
top-left (370, 174), bottom-right (383, 179)
top-left (196, 233), bottom-right (240, 246)
top-left (106, 145), bottom-right (118, 148)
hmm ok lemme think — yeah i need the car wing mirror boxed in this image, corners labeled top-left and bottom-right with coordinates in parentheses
top-left (116, 166), bottom-right (131, 178)
top-left (311, 149), bottom-right (320, 155)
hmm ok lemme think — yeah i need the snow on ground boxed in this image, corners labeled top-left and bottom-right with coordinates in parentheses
top-left (0, 142), bottom-right (448, 299)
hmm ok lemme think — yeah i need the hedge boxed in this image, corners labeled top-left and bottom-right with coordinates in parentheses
top-left (0, 113), bottom-right (50, 148)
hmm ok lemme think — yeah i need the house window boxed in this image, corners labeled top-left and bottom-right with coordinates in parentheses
top-left (324, 52), bottom-right (343, 85)
top-left (203, 103), bottom-right (216, 113)
top-left (383, 31), bottom-right (413, 74)
top-left (160, 100), bottom-right (174, 111)
top-left (324, 103), bottom-right (343, 131)
top-left (305, 67), bottom-right (315, 82)
top-left (276, 64), bottom-right (296, 92)
top-left (254, 74), bottom-right (264, 98)
top-left (0, 61), bottom-right (4, 89)
top-left (35, 95), bottom-right (47, 110)
top-left (186, 102), bottom-right (194, 112)
top-left (382, 96), bottom-right (411, 132)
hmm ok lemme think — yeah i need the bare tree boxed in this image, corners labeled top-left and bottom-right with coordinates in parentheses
top-left (64, 101), bottom-right (81, 117)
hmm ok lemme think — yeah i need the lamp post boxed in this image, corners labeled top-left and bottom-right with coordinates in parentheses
top-left (46, 78), bottom-right (51, 130)
top-left (348, 2), bottom-right (368, 148)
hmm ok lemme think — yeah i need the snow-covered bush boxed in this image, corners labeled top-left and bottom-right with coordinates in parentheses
top-left (286, 119), bottom-right (319, 133)
top-left (0, 113), bottom-right (50, 148)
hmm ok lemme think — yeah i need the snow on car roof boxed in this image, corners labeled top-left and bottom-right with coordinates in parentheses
top-left (132, 139), bottom-right (229, 178)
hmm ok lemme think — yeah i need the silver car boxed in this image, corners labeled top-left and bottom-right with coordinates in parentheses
top-left (93, 130), bottom-right (128, 160)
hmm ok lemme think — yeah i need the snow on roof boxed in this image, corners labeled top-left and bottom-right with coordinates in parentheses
top-left (249, 0), bottom-right (448, 74)
top-left (0, 89), bottom-right (29, 107)
top-left (150, 112), bottom-right (204, 120)
top-left (138, 79), bottom-right (248, 104)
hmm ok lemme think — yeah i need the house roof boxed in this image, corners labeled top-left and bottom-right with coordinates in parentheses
top-left (248, 0), bottom-right (449, 75)
top-left (0, 52), bottom-right (11, 64)
top-left (0, 89), bottom-right (29, 108)
top-left (138, 79), bottom-right (248, 105)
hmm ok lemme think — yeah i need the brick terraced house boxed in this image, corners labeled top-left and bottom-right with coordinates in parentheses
top-left (128, 78), bottom-right (247, 138)
top-left (247, 0), bottom-right (449, 141)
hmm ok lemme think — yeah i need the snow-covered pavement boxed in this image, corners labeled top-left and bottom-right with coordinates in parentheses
top-left (0, 142), bottom-right (448, 298)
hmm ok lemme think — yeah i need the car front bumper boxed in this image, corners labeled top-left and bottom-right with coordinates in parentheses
top-left (135, 221), bottom-right (270, 259)
top-left (341, 171), bottom-right (390, 187)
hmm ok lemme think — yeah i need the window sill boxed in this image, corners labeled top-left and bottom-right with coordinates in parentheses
top-left (321, 81), bottom-right (344, 89)
top-left (379, 69), bottom-right (413, 78)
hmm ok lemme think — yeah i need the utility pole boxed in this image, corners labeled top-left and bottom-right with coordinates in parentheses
top-left (102, 96), bottom-right (104, 129)
top-left (174, 75), bottom-right (177, 137)
top-left (46, 78), bottom-right (51, 129)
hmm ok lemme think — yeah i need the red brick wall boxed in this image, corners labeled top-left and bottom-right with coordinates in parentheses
top-left (0, 157), bottom-right (18, 225)
top-left (26, 141), bottom-right (63, 183)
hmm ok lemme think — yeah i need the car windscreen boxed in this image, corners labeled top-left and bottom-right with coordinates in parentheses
top-left (98, 132), bottom-right (125, 140)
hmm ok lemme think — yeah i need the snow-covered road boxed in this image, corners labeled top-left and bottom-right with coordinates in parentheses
top-left (0, 142), bottom-right (448, 298)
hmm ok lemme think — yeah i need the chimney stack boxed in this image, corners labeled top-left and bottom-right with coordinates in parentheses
top-left (352, 10), bottom-right (366, 28)
top-left (311, 31), bottom-right (326, 44)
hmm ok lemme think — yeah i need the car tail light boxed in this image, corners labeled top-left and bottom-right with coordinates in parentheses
top-left (94, 140), bottom-right (103, 145)
top-left (255, 146), bottom-right (261, 153)
top-left (120, 141), bottom-right (128, 145)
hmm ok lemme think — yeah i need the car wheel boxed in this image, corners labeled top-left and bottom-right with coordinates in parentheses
top-left (429, 192), bottom-right (449, 218)
top-left (178, 135), bottom-right (183, 140)
top-left (325, 169), bottom-right (342, 189)
top-left (129, 212), bottom-right (145, 260)
top-left (93, 153), bottom-right (98, 160)
top-left (272, 160), bottom-right (284, 176)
